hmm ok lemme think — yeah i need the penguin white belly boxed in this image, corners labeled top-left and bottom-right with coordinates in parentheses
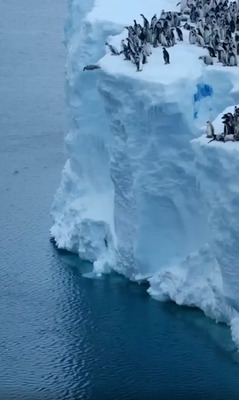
top-left (146, 30), bottom-right (152, 43)
top-left (180, 0), bottom-right (187, 11)
top-left (206, 126), bottom-right (213, 138)
top-left (197, 35), bottom-right (205, 46)
top-left (230, 55), bottom-right (237, 66)
top-left (189, 33), bottom-right (196, 44)
top-left (224, 134), bottom-right (234, 141)
top-left (161, 33), bottom-right (167, 46)
top-left (139, 56), bottom-right (143, 71)
top-left (204, 31), bottom-right (210, 44)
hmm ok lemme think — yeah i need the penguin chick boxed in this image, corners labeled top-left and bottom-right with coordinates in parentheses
top-left (206, 46), bottom-right (217, 57)
top-left (176, 27), bottom-right (183, 40)
top-left (199, 55), bottom-right (213, 65)
top-left (105, 42), bottom-right (120, 55)
top-left (83, 64), bottom-right (101, 71)
top-left (206, 121), bottom-right (215, 138)
top-left (163, 47), bottom-right (170, 64)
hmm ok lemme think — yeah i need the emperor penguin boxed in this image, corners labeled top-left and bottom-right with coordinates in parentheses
top-left (206, 46), bottom-right (217, 57)
top-left (105, 42), bottom-right (120, 55)
top-left (170, 28), bottom-right (176, 45)
top-left (135, 53), bottom-right (143, 71)
top-left (132, 33), bottom-right (141, 47)
top-left (141, 48), bottom-right (147, 64)
top-left (150, 14), bottom-right (157, 29)
top-left (203, 1), bottom-right (211, 16)
top-left (121, 40), bottom-right (131, 60)
top-left (173, 12), bottom-right (181, 27)
top-left (234, 121), bottom-right (239, 141)
top-left (203, 25), bottom-right (211, 44)
top-left (236, 14), bottom-right (239, 31)
top-left (126, 38), bottom-right (136, 55)
top-left (160, 31), bottom-right (168, 47)
top-left (197, 33), bottom-right (205, 46)
top-left (176, 27), bottom-right (184, 40)
top-left (83, 64), bottom-right (101, 71)
top-left (197, 19), bottom-right (204, 35)
top-left (178, 0), bottom-right (188, 11)
top-left (189, 28), bottom-right (197, 44)
top-left (199, 54), bottom-right (214, 65)
top-left (230, 19), bottom-right (236, 33)
top-left (140, 14), bottom-right (150, 29)
top-left (220, 49), bottom-right (228, 65)
top-left (145, 27), bottom-right (153, 44)
top-left (228, 51), bottom-right (237, 65)
top-left (143, 40), bottom-right (152, 56)
top-left (163, 47), bottom-right (170, 64)
top-left (206, 121), bottom-right (215, 138)
top-left (160, 9), bottom-right (166, 19)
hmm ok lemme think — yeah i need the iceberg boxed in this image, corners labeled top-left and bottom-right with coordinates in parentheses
top-left (51, 0), bottom-right (239, 345)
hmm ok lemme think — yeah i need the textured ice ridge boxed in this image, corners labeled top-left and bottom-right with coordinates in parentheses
top-left (51, 0), bottom-right (239, 346)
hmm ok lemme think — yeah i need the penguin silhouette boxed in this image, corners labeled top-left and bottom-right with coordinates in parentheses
top-left (163, 47), bottom-right (170, 64)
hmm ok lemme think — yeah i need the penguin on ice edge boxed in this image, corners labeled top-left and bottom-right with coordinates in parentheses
top-left (163, 47), bottom-right (170, 64)
top-left (83, 64), bottom-right (101, 71)
top-left (206, 121), bottom-right (215, 138)
top-left (105, 42), bottom-right (120, 55)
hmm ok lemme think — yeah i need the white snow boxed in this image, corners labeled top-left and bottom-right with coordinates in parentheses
top-left (86, 0), bottom-right (177, 25)
top-left (51, 0), bottom-right (239, 347)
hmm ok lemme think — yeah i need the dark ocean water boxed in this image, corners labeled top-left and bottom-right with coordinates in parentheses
top-left (1, 1), bottom-right (239, 399)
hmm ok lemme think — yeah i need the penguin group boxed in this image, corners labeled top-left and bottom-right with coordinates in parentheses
top-left (206, 106), bottom-right (239, 142)
top-left (105, 11), bottom-right (185, 71)
top-left (182, 0), bottom-right (239, 66)
top-left (102, 0), bottom-right (239, 71)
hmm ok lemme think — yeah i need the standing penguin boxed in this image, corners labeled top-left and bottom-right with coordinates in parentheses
top-left (151, 14), bottom-right (157, 29)
top-left (206, 46), bottom-right (217, 57)
top-left (121, 40), bottom-right (131, 60)
top-left (228, 51), bottom-right (237, 66)
top-left (220, 49), bottom-right (228, 65)
top-left (203, 25), bottom-right (211, 44)
top-left (236, 14), bottom-right (239, 31)
top-left (199, 55), bottom-right (214, 65)
top-left (176, 27), bottom-right (184, 40)
top-left (206, 121), bottom-right (215, 138)
top-left (143, 40), bottom-right (152, 56)
top-left (163, 47), bottom-right (170, 64)
top-left (230, 18), bottom-right (236, 33)
top-left (142, 48), bottom-right (147, 64)
top-left (170, 28), bottom-right (176, 45)
top-left (189, 28), bottom-right (197, 44)
top-left (135, 53), bottom-right (143, 71)
top-left (140, 14), bottom-right (150, 29)
top-left (105, 42), bottom-right (120, 55)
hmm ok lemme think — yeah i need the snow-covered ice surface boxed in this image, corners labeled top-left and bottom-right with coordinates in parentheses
top-left (51, 0), bottom-right (239, 346)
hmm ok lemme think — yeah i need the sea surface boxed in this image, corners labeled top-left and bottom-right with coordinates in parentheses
top-left (1, 1), bottom-right (239, 399)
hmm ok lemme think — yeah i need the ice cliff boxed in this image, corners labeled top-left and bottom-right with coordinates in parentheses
top-left (51, 0), bottom-right (239, 346)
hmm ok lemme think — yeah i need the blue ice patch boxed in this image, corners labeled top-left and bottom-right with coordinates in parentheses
top-left (193, 84), bottom-right (213, 119)
top-left (194, 84), bottom-right (213, 103)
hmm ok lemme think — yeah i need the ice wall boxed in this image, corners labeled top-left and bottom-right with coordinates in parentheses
top-left (193, 110), bottom-right (239, 314)
top-left (51, 0), bottom-right (124, 271)
top-left (52, 0), bottom-right (239, 344)
top-left (97, 69), bottom-right (208, 278)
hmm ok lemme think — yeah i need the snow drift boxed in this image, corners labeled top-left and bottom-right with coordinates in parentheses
top-left (51, 0), bottom-right (239, 346)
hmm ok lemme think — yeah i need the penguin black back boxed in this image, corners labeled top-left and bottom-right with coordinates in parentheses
top-left (163, 47), bottom-right (170, 64)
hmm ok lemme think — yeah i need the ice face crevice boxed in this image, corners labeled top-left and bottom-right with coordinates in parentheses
top-left (97, 72), bottom-right (209, 278)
